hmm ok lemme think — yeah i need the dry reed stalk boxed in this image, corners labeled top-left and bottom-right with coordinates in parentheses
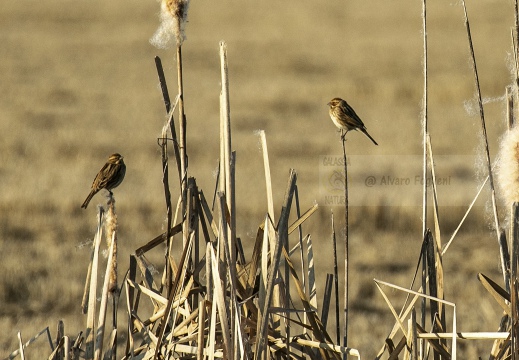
top-left (286, 338), bottom-right (360, 358)
top-left (55, 320), bottom-right (64, 359)
top-left (94, 231), bottom-right (116, 360)
top-left (258, 130), bottom-right (282, 334)
top-left (426, 136), bottom-right (446, 342)
top-left (515, 0), bottom-right (519, 95)
top-left (442, 175), bottom-right (489, 255)
top-left (376, 279), bottom-right (459, 360)
top-left (508, 85), bottom-right (515, 130)
top-left (155, 56), bottom-right (182, 184)
top-left (150, 0), bottom-right (191, 258)
top-left (64, 336), bottom-right (70, 360)
top-left (421, 0), bottom-right (428, 237)
top-left (255, 214), bottom-right (269, 358)
top-left (17, 332), bottom-right (25, 360)
top-left (340, 135), bottom-right (349, 352)
top-left (322, 274), bottom-right (334, 329)
top-left (154, 56), bottom-right (182, 297)
top-left (197, 300), bottom-right (206, 360)
top-left (282, 247), bottom-right (339, 359)
top-left (307, 234), bottom-right (318, 316)
top-left (420, 4), bottom-right (429, 356)
top-left (154, 231), bottom-right (194, 357)
top-left (85, 208), bottom-right (104, 359)
top-left (217, 191), bottom-right (240, 359)
top-left (376, 176), bottom-right (489, 359)
top-left (418, 333), bottom-right (510, 340)
top-left (255, 170), bottom-right (297, 359)
top-left (259, 130), bottom-right (276, 244)
top-left (478, 273), bottom-right (511, 315)
top-left (160, 107), bottom-right (175, 295)
top-left (512, 203), bottom-right (519, 358)
top-left (411, 309), bottom-right (418, 360)
top-left (209, 245), bottom-right (232, 357)
top-left (219, 43), bottom-right (233, 223)
top-left (176, 45), bottom-right (188, 254)
top-left (332, 211), bottom-right (340, 345)
top-left (461, 0), bottom-right (501, 245)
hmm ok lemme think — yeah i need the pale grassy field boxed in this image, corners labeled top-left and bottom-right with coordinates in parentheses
top-left (0, 0), bottom-right (515, 358)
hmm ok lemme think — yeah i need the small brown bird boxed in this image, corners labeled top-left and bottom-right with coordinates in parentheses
top-left (327, 97), bottom-right (378, 145)
top-left (81, 153), bottom-right (126, 209)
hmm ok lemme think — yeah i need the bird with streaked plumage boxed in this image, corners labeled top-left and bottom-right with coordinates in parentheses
top-left (81, 153), bottom-right (126, 209)
top-left (327, 97), bottom-right (378, 145)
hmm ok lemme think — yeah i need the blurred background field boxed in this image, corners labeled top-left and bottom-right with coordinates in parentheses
top-left (0, 0), bottom-right (515, 357)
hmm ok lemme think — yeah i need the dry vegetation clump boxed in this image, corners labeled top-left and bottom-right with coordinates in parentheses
top-left (8, 1), bottom-right (519, 360)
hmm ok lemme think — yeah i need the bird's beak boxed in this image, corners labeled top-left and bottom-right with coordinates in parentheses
top-left (327, 102), bottom-right (331, 106)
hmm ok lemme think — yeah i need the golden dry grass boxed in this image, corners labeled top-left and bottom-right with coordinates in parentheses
top-left (0, 0), bottom-right (515, 358)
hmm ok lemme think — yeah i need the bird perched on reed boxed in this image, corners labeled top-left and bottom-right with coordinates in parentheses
top-left (327, 97), bottom-right (378, 145)
top-left (81, 153), bottom-right (126, 209)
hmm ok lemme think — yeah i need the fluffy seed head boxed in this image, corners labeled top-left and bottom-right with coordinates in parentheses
top-left (496, 125), bottom-right (519, 208)
top-left (150, 0), bottom-right (190, 49)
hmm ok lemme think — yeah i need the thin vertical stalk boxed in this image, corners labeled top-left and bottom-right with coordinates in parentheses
top-left (421, 0), bottom-right (428, 354)
top-left (461, 0), bottom-right (501, 241)
top-left (295, 186), bottom-right (307, 341)
top-left (155, 57), bottom-right (180, 296)
top-left (512, 203), bottom-right (519, 359)
top-left (176, 44), bottom-right (188, 251)
top-left (421, 0), bottom-right (428, 237)
top-left (332, 211), bottom-right (340, 345)
top-left (515, 0), bottom-right (519, 93)
top-left (341, 136), bottom-right (349, 352)
top-left (160, 110), bottom-right (174, 296)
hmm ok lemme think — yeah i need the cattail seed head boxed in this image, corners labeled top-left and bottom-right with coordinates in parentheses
top-left (496, 125), bottom-right (519, 208)
top-left (106, 195), bottom-right (118, 294)
top-left (150, 0), bottom-right (190, 49)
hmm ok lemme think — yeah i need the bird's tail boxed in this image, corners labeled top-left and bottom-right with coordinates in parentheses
top-left (81, 191), bottom-right (96, 209)
top-left (361, 128), bottom-right (378, 146)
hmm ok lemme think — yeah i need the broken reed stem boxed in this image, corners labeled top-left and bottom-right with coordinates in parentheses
top-left (176, 43), bottom-right (188, 251)
top-left (17, 332), bottom-right (24, 360)
top-left (162, 108), bottom-right (174, 296)
top-left (155, 56), bottom-right (182, 184)
top-left (295, 186), bottom-right (308, 336)
top-left (461, 0), bottom-right (501, 242)
top-left (155, 56), bottom-right (171, 113)
top-left (155, 56), bottom-right (180, 296)
top-left (341, 135), bottom-right (349, 351)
